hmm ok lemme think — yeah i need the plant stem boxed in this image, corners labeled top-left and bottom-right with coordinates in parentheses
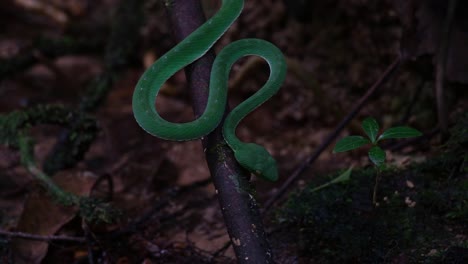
top-left (373, 168), bottom-right (381, 205)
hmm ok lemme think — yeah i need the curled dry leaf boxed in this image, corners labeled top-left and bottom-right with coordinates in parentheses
top-left (12, 171), bottom-right (97, 264)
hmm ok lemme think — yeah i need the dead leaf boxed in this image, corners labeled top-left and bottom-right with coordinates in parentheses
top-left (12, 170), bottom-right (97, 264)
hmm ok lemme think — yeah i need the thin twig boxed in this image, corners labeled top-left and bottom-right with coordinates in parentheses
top-left (111, 179), bottom-right (211, 238)
top-left (110, 189), bottom-right (178, 238)
top-left (373, 169), bottom-right (382, 205)
top-left (0, 229), bottom-right (86, 243)
top-left (435, 0), bottom-right (458, 138)
top-left (82, 220), bottom-right (97, 264)
top-left (264, 56), bottom-right (402, 211)
top-left (213, 240), bottom-right (232, 258)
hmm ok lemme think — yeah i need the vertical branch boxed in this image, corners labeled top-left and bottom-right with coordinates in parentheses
top-left (165, 0), bottom-right (274, 262)
top-left (435, 0), bottom-right (457, 139)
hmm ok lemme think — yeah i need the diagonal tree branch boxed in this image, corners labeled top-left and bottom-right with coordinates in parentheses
top-left (165, 0), bottom-right (274, 262)
top-left (264, 56), bottom-right (402, 211)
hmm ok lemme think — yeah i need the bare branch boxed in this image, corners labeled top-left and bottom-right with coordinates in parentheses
top-left (264, 56), bottom-right (402, 211)
top-left (164, 1), bottom-right (274, 262)
top-left (0, 229), bottom-right (86, 243)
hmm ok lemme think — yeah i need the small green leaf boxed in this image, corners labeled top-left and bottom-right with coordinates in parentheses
top-left (333, 136), bottom-right (370, 153)
top-left (368, 145), bottom-right (386, 166)
top-left (330, 166), bottom-right (353, 184)
top-left (309, 166), bottom-right (354, 193)
top-left (378, 126), bottom-right (422, 141)
top-left (362, 117), bottom-right (379, 143)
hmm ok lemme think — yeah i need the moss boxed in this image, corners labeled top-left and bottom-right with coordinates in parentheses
top-left (0, 104), bottom-right (98, 175)
top-left (78, 197), bottom-right (121, 224)
top-left (276, 113), bottom-right (468, 262)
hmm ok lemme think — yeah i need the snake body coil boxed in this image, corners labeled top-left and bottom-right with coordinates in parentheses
top-left (132, 0), bottom-right (286, 181)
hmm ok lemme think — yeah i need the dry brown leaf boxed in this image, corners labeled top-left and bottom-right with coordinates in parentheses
top-left (12, 170), bottom-right (97, 264)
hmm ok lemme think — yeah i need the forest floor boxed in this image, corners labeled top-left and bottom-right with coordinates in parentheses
top-left (0, 0), bottom-right (467, 263)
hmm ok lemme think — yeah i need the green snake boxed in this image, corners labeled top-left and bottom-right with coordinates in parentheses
top-left (132, 0), bottom-right (286, 181)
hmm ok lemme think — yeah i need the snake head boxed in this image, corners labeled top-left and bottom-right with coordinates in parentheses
top-left (234, 143), bottom-right (278, 181)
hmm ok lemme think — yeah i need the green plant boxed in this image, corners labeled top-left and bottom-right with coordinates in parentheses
top-left (333, 117), bottom-right (422, 204)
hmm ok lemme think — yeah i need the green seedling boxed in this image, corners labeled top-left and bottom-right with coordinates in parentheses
top-left (333, 117), bottom-right (422, 204)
